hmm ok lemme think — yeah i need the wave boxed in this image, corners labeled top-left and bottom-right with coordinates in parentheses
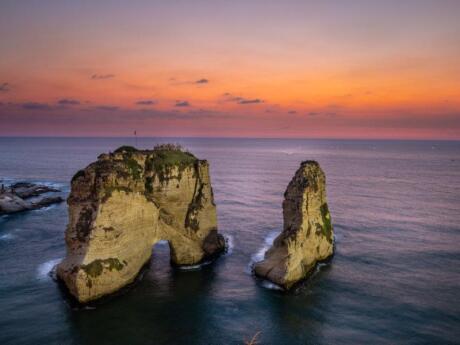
top-left (33, 204), bottom-right (60, 213)
top-left (176, 260), bottom-right (212, 271)
top-left (0, 233), bottom-right (15, 241)
top-left (32, 181), bottom-right (66, 190)
top-left (1, 178), bottom-right (65, 189)
top-left (246, 231), bottom-right (279, 274)
top-left (224, 234), bottom-right (234, 255)
top-left (37, 258), bottom-right (62, 280)
top-left (260, 280), bottom-right (284, 291)
top-left (276, 148), bottom-right (300, 155)
top-left (333, 231), bottom-right (343, 243)
top-left (280, 150), bottom-right (296, 155)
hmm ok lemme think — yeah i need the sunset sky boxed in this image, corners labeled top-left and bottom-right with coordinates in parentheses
top-left (1, 0), bottom-right (459, 139)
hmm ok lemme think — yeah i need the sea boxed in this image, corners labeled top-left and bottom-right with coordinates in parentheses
top-left (0, 137), bottom-right (459, 345)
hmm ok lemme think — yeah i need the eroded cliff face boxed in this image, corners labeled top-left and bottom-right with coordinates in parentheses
top-left (57, 145), bottom-right (225, 303)
top-left (254, 161), bottom-right (333, 289)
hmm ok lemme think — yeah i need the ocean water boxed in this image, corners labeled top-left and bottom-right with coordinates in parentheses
top-left (0, 137), bottom-right (459, 345)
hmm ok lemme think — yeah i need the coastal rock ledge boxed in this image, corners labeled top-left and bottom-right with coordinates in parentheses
top-left (254, 161), bottom-right (334, 289)
top-left (57, 145), bottom-right (225, 303)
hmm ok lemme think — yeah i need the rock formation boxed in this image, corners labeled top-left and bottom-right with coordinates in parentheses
top-left (254, 161), bottom-right (334, 289)
top-left (57, 145), bottom-right (225, 303)
top-left (9, 182), bottom-right (60, 198)
top-left (0, 182), bottom-right (63, 215)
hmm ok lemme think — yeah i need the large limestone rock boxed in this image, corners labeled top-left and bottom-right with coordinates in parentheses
top-left (254, 161), bottom-right (334, 289)
top-left (57, 145), bottom-right (225, 303)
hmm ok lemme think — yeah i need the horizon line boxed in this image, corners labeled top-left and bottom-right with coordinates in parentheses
top-left (0, 135), bottom-right (458, 142)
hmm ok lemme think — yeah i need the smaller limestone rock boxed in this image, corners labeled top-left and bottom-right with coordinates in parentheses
top-left (254, 161), bottom-right (334, 289)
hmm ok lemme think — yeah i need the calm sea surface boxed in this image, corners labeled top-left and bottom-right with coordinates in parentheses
top-left (0, 138), bottom-right (459, 345)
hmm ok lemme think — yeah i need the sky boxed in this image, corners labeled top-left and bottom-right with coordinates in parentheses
top-left (0, 0), bottom-right (459, 139)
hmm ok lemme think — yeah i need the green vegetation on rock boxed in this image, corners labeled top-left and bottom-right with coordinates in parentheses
top-left (81, 258), bottom-right (125, 278)
top-left (114, 145), bottom-right (138, 153)
top-left (123, 157), bottom-right (142, 180)
top-left (320, 203), bottom-right (333, 242)
top-left (145, 145), bottom-right (197, 183)
top-left (102, 186), bottom-right (132, 202)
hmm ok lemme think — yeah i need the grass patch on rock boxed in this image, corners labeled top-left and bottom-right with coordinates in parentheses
top-left (145, 145), bottom-right (197, 183)
top-left (320, 203), bottom-right (333, 243)
top-left (81, 258), bottom-right (125, 278)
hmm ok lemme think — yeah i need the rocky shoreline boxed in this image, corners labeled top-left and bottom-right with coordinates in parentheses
top-left (0, 182), bottom-right (64, 215)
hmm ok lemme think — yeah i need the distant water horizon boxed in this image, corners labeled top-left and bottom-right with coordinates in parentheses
top-left (1, 137), bottom-right (459, 345)
top-left (1, 135), bottom-right (459, 141)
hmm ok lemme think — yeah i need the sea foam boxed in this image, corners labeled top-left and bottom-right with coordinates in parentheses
top-left (246, 231), bottom-right (278, 274)
top-left (224, 234), bottom-right (234, 255)
top-left (37, 258), bottom-right (62, 280)
top-left (0, 233), bottom-right (15, 241)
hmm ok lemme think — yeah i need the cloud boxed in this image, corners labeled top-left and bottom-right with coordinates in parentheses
top-left (94, 105), bottom-right (119, 111)
top-left (91, 74), bottom-right (115, 80)
top-left (169, 78), bottom-right (210, 86)
top-left (135, 100), bottom-right (156, 106)
top-left (238, 98), bottom-right (262, 105)
top-left (306, 111), bottom-right (337, 118)
top-left (136, 107), bottom-right (237, 121)
top-left (22, 102), bottom-right (52, 110)
top-left (288, 110), bottom-right (297, 114)
top-left (223, 93), bottom-right (264, 105)
top-left (58, 98), bottom-right (80, 105)
top-left (0, 83), bottom-right (10, 92)
top-left (175, 100), bottom-right (190, 107)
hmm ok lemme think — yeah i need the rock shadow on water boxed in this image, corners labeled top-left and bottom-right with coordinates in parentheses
top-left (249, 260), bottom-right (337, 344)
top-left (56, 237), bottom-right (228, 310)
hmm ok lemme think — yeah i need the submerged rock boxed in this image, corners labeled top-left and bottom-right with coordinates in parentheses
top-left (57, 145), bottom-right (225, 303)
top-left (254, 161), bottom-right (334, 289)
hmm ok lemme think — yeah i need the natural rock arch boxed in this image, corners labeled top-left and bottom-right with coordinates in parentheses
top-left (57, 145), bottom-right (225, 303)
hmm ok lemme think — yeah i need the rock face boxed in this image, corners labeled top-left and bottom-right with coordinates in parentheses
top-left (254, 161), bottom-right (334, 289)
top-left (57, 145), bottom-right (225, 303)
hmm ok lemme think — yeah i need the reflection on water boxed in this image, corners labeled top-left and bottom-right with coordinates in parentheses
top-left (0, 138), bottom-right (459, 345)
